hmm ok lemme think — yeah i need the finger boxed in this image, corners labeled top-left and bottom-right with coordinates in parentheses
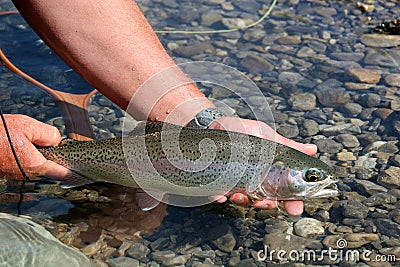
top-left (23, 117), bottom-right (62, 147)
top-left (283, 200), bottom-right (304, 216)
top-left (229, 193), bottom-right (251, 206)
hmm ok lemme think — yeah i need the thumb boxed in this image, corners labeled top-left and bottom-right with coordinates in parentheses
top-left (19, 115), bottom-right (62, 147)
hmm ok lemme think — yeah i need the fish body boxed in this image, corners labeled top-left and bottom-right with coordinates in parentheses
top-left (38, 122), bottom-right (338, 209)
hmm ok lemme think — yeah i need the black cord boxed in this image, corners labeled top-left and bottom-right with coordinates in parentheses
top-left (0, 109), bottom-right (29, 214)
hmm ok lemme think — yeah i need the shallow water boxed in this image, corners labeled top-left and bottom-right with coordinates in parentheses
top-left (0, 0), bottom-right (400, 266)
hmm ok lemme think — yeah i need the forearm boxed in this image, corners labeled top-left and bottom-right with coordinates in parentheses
top-left (12, 0), bottom-right (214, 125)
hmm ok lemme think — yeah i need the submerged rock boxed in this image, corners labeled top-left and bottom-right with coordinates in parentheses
top-left (0, 213), bottom-right (93, 267)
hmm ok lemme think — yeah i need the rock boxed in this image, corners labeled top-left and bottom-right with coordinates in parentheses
top-left (363, 192), bottom-right (397, 206)
top-left (149, 251), bottom-right (176, 261)
top-left (263, 232), bottom-right (320, 253)
top-left (374, 219), bottom-right (400, 238)
top-left (374, 108), bottom-right (394, 119)
top-left (390, 98), bottom-right (400, 111)
top-left (361, 33), bottom-right (400, 48)
top-left (126, 243), bottom-right (150, 260)
top-left (343, 200), bottom-right (369, 219)
top-left (243, 29), bottom-right (265, 42)
top-left (300, 119), bottom-right (319, 136)
top-left (357, 93), bottom-right (381, 107)
top-left (384, 74), bottom-right (400, 87)
top-left (316, 88), bottom-right (350, 107)
top-left (288, 93), bottom-right (316, 111)
top-left (314, 138), bottom-right (343, 153)
top-left (264, 218), bottom-right (290, 234)
top-left (321, 123), bottom-right (361, 136)
top-left (277, 36), bottom-right (301, 45)
top-left (335, 134), bottom-right (360, 148)
top-left (357, 132), bottom-right (381, 146)
top-left (278, 71), bottom-right (304, 85)
top-left (293, 218), bottom-right (325, 237)
top-left (200, 13), bottom-right (223, 26)
top-left (221, 18), bottom-right (253, 29)
top-left (236, 259), bottom-right (257, 267)
top-left (106, 257), bottom-right (139, 267)
top-left (207, 224), bottom-right (236, 252)
top-left (342, 192), bottom-right (367, 202)
top-left (240, 54), bottom-right (274, 73)
top-left (322, 233), bottom-right (379, 249)
top-left (363, 141), bottom-right (399, 154)
top-left (341, 103), bottom-right (363, 116)
top-left (344, 82), bottom-right (375, 90)
top-left (336, 151), bottom-right (357, 161)
top-left (347, 68), bottom-right (381, 84)
top-left (162, 255), bottom-right (190, 266)
top-left (377, 166), bottom-right (400, 188)
top-left (174, 42), bottom-right (214, 57)
top-left (277, 124), bottom-right (299, 138)
top-left (355, 179), bottom-right (388, 195)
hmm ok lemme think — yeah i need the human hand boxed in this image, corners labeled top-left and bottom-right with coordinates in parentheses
top-left (208, 116), bottom-right (317, 216)
top-left (0, 114), bottom-right (70, 180)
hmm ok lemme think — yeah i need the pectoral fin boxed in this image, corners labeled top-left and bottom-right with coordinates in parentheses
top-left (136, 189), bottom-right (163, 211)
top-left (59, 170), bottom-right (95, 188)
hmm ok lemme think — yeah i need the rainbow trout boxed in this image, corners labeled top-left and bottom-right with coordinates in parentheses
top-left (38, 122), bottom-right (338, 210)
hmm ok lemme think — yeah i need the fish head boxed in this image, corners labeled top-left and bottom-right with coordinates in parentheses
top-left (246, 147), bottom-right (339, 201)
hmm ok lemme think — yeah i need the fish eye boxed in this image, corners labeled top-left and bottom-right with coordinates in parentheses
top-left (303, 168), bottom-right (322, 182)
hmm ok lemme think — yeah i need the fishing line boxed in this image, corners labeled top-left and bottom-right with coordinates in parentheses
top-left (0, 108), bottom-right (30, 214)
top-left (154, 0), bottom-right (277, 34)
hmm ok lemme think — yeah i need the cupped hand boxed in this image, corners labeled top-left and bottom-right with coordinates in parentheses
top-left (209, 116), bottom-right (317, 216)
top-left (0, 114), bottom-right (70, 180)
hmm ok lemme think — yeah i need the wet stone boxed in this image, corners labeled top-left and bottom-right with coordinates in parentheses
top-left (361, 34), bottom-right (400, 48)
top-left (363, 141), bottom-right (399, 154)
top-left (300, 119), bottom-right (319, 136)
top-left (344, 82), bottom-right (375, 90)
top-left (293, 218), bottom-right (325, 238)
top-left (374, 219), bottom-right (400, 238)
top-left (264, 218), bottom-right (290, 234)
top-left (335, 134), bottom-right (360, 148)
top-left (343, 200), bottom-right (369, 219)
top-left (390, 98), bottom-right (400, 111)
top-left (162, 255), bottom-right (190, 266)
top-left (355, 179), bottom-right (387, 195)
top-left (377, 166), bottom-right (400, 188)
top-left (357, 93), bottom-right (381, 107)
top-left (277, 124), bottom-right (299, 138)
top-left (374, 108), bottom-right (394, 119)
top-left (174, 42), bottom-right (214, 57)
top-left (240, 54), bottom-right (274, 73)
top-left (314, 138), bottom-right (343, 154)
top-left (277, 35), bottom-right (301, 45)
top-left (363, 193), bottom-right (397, 207)
top-left (384, 74), bottom-right (400, 87)
top-left (316, 87), bottom-right (350, 107)
top-left (288, 93), bottom-right (316, 111)
top-left (263, 232), bottom-right (319, 253)
top-left (149, 251), bottom-right (176, 262)
top-left (321, 123), bottom-right (361, 136)
top-left (347, 68), bottom-right (381, 84)
top-left (106, 257), bottom-right (139, 267)
top-left (278, 71), bottom-right (304, 86)
top-left (322, 234), bottom-right (379, 249)
top-left (336, 151), bottom-right (356, 161)
top-left (207, 224), bottom-right (236, 252)
top-left (126, 243), bottom-right (150, 260)
top-left (341, 103), bottom-right (363, 116)
top-left (200, 13), bottom-right (223, 26)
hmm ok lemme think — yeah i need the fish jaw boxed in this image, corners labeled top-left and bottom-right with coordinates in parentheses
top-left (246, 166), bottom-right (339, 201)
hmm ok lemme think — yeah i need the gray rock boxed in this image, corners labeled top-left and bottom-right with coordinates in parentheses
top-left (263, 232), bottom-right (320, 254)
top-left (221, 17), bottom-right (253, 29)
top-left (208, 224), bottom-right (236, 252)
top-left (174, 42), bottom-right (214, 57)
top-left (236, 259), bottom-right (257, 267)
top-left (357, 93), bottom-right (381, 107)
top-left (316, 88), bottom-right (350, 107)
top-left (341, 103), bottom-right (363, 116)
top-left (357, 132), bottom-right (381, 146)
top-left (277, 36), bottom-right (301, 45)
top-left (322, 233), bottom-right (379, 249)
top-left (243, 28), bottom-right (265, 42)
top-left (377, 166), bottom-right (400, 188)
top-left (361, 34), bottom-right (400, 48)
top-left (300, 119), bottom-right (319, 136)
top-left (390, 98), bottom-right (400, 111)
top-left (384, 74), bottom-right (400, 87)
top-left (264, 218), bottom-right (290, 234)
top-left (150, 238), bottom-right (170, 251)
top-left (278, 71), bottom-right (304, 85)
top-left (363, 193), bottom-right (397, 207)
top-left (363, 141), bottom-right (399, 154)
top-left (200, 13), bottom-right (223, 26)
top-left (106, 257), bottom-right (139, 267)
top-left (240, 54), bottom-right (274, 73)
top-left (126, 243), bottom-right (150, 260)
top-left (330, 52), bottom-right (364, 62)
top-left (335, 134), bottom-right (360, 148)
top-left (321, 123), bottom-right (361, 136)
top-left (355, 179), bottom-right (387, 195)
top-left (293, 218), bottom-right (325, 237)
top-left (162, 255), bottom-right (190, 266)
top-left (343, 200), bottom-right (369, 219)
top-left (277, 124), bottom-right (299, 138)
top-left (374, 219), bottom-right (400, 238)
top-left (149, 251), bottom-right (176, 262)
top-left (288, 93), bottom-right (316, 111)
top-left (314, 138), bottom-right (343, 153)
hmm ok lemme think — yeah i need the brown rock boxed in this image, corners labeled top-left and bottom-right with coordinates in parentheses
top-left (347, 68), bottom-right (381, 84)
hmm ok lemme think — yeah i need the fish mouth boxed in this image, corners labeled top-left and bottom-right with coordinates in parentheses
top-left (304, 176), bottom-right (339, 198)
